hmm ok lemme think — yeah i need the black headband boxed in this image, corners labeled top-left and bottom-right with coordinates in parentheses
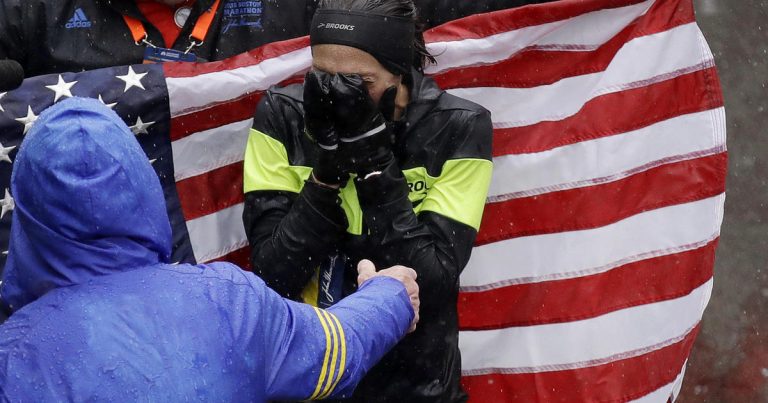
top-left (310, 9), bottom-right (415, 75)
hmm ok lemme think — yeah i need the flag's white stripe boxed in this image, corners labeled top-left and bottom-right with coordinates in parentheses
top-left (670, 360), bottom-right (688, 402)
top-left (487, 108), bottom-right (725, 200)
top-left (460, 195), bottom-right (724, 288)
top-left (171, 119), bottom-right (252, 181)
top-left (459, 280), bottom-right (711, 371)
top-left (629, 361), bottom-right (687, 403)
top-left (695, 26), bottom-right (716, 69)
top-left (167, 47), bottom-right (311, 116)
top-left (461, 234), bottom-right (716, 293)
top-left (462, 323), bottom-right (697, 376)
top-left (490, 147), bottom-right (723, 203)
top-left (447, 23), bottom-right (708, 128)
top-left (425, 0), bottom-right (655, 74)
top-left (186, 203), bottom-right (248, 263)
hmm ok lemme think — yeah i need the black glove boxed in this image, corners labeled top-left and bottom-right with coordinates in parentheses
top-left (303, 70), bottom-right (347, 186)
top-left (328, 73), bottom-right (397, 175)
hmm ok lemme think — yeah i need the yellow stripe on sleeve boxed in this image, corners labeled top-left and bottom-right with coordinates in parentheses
top-left (308, 307), bottom-right (333, 400)
top-left (319, 312), bottom-right (347, 399)
top-left (318, 310), bottom-right (340, 398)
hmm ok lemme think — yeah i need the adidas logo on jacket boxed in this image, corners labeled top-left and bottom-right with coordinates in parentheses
top-left (65, 8), bottom-right (92, 29)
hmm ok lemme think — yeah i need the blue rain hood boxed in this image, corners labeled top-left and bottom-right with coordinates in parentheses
top-left (1, 97), bottom-right (171, 312)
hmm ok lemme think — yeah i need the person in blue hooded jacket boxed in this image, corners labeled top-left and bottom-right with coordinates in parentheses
top-left (0, 97), bottom-right (420, 402)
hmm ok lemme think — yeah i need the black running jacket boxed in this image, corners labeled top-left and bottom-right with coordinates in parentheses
top-left (242, 71), bottom-right (493, 402)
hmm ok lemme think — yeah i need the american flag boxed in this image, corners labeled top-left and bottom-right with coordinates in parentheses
top-left (0, 0), bottom-right (725, 401)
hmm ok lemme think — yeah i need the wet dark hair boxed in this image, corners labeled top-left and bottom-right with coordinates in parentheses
top-left (318, 0), bottom-right (436, 71)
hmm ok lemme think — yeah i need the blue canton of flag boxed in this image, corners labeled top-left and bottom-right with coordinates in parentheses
top-left (0, 64), bottom-right (196, 275)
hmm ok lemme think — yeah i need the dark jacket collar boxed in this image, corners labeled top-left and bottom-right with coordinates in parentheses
top-left (407, 69), bottom-right (442, 106)
top-left (399, 69), bottom-right (443, 135)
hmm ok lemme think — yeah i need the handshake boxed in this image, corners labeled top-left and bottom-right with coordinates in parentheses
top-left (357, 259), bottom-right (420, 333)
top-left (303, 70), bottom-right (397, 186)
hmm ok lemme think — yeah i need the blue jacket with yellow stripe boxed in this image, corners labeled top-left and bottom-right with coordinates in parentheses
top-left (243, 71), bottom-right (493, 402)
top-left (0, 97), bottom-right (413, 402)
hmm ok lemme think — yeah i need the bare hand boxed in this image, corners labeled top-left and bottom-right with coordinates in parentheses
top-left (357, 260), bottom-right (419, 333)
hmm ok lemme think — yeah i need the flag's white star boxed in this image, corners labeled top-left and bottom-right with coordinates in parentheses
top-left (1, 188), bottom-right (14, 219)
top-left (0, 141), bottom-right (16, 164)
top-left (129, 116), bottom-right (155, 136)
top-left (45, 75), bottom-right (77, 102)
top-left (98, 94), bottom-right (117, 109)
top-left (1, 250), bottom-right (7, 256)
top-left (15, 106), bottom-right (38, 135)
top-left (149, 158), bottom-right (158, 165)
top-left (116, 66), bottom-right (147, 92)
top-left (0, 92), bottom-right (6, 112)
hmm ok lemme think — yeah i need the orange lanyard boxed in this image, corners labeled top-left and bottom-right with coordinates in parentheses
top-left (122, 0), bottom-right (221, 54)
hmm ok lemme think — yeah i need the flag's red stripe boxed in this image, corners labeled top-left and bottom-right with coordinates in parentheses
top-left (433, 0), bottom-right (693, 89)
top-left (169, 75), bottom-right (304, 142)
top-left (176, 162), bottom-right (244, 222)
top-left (492, 67), bottom-right (723, 156)
top-left (163, 36), bottom-right (309, 78)
top-left (208, 245), bottom-right (252, 270)
top-left (424, 0), bottom-right (653, 43)
top-left (170, 93), bottom-right (262, 141)
top-left (459, 239), bottom-right (717, 330)
top-left (477, 153), bottom-right (727, 245)
top-left (461, 324), bottom-right (700, 402)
